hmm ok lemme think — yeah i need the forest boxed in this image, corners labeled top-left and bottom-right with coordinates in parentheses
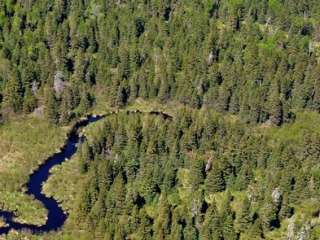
top-left (1, 0), bottom-right (320, 239)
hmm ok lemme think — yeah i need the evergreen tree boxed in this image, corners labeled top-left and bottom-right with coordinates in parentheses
top-left (184, 217), bottom-right (199, 240)
top-left (137, 209), bottom-right (153, 240)
top-left (77, 91), bottom-right (92, 115)
top-left (221, 191), bottom-right (237, 240)
top-left (154, 195), bottom-right (172, 240)
top-left (205, 163), bottom-right (226, 193)
top-left (44, 86), bottom-right (59, 124)
top-left (3, 74), bottom-right (23, 113)
top-left (79, 140), bottom-right (93, 174)
top-left (59, 87), bottom-right (74, 125)
top-left (23, 86), bottom-right (37, 113)
top-left (1, 1), bottom-right (320, 238)
top-left (235, 196), bottom-right (252, 233)
top-left (189, 157), bottom-right (205, 191)
top-left (260, 196), bottom-right (279, 231)
top-left (201, 200), bottom-right (222, 240)
top-left (268, 80), bottom-right (283, 126)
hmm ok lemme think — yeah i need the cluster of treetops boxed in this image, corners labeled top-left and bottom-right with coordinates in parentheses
top-left (0, 0), bottom-right (320, 126)
top-left (75, 110), bottom-right (320, 239)
top-left (1, 0), bottom-right (320, 239)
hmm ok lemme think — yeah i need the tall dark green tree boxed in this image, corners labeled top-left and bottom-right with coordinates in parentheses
top-left (44, 86), bottom-right (59, 124)
top-left (205, 163), bottom-right (226, 193)
top-left (235, 196), bottom-right (252, 234)
top-left (3, 74), bottom-right (23, 113)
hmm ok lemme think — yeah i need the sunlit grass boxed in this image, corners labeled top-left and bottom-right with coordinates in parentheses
top-left (0, 115), bottom-right (68, 225)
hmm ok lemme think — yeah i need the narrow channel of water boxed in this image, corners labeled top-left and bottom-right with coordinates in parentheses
top-left (0, 115), bottom-right (104, 235)
top-left (0, 110), bottom-right (172, 236)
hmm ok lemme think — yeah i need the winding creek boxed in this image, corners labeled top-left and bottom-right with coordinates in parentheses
top-left (0, 110), bottom-right (172, 236)
top-left (0, 115), bottom-right (104, 235)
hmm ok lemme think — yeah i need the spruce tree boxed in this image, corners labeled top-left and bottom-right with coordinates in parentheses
top-left (235, 196), bottom-right (252, 233)
top-left (221, 191), bottom-right (237, 240)
top-left (268, 80), bottom-right (283, 126)
top-left (59, 87), bottom-right (74, 125)
top-left (79, 140), bottom-right (92, 174)
top-left (201, 200), bottom-right (222, 240)
top-left (260, 196), bottom-right (279, 231)
top-left (205, 163), bottom-right (226, 193)
top-left (44, 86), bottom-right (59, 124)
top-left (77, 91), bottom-right (92, 115)
top-left (23, 86), bottom-right (37, 113)
top-left (190, 157), bottom-right (205, 191)
top-left (154, 195), bottom-right (172, 240)
top-left (3, 74), bottom-right (23, 113)
top-left (137, 209), bottom-right (153, 240)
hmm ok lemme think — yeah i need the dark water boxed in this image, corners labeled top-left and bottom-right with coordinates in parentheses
top-left (0, 115), bottom-right (104, 235)
top-left (0, 110), bottom-right (171, 236)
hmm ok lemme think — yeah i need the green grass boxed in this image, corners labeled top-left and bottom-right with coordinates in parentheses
top-left (269, 111), bottom-right (320, 143)
top-left (4, 107), bottom-right (320, 239)
top-left (261, 111), bottom-right (320, 239)
top-left (126, 98), bottom-right (182, 117)
top-left (0, 115), bottom-right (68, 226)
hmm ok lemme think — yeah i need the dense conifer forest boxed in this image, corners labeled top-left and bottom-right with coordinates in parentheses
top-left (1, 0), bottom-right (320, 239)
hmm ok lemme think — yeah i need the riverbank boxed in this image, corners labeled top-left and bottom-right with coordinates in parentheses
top-left (0, 105), bottom-right (173, 237)
top-left (44, 106), bottom-right (320, 240)
top-left (0, 116), bottom-right (68, 226)
top-left (0, 115), bottom-right (105, 236)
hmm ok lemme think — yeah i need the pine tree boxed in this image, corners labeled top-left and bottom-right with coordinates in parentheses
top-left (59, 87), bottom-right (74, 125)
top-left (201, 200), bottom-right (222, 240)
top-left (114, 173), bottom-right (126, 206)
top-left (205, 163), bottom-right (226, 193)
top-left (235, 196), bottom-right (252, 233)
top-left (279, 194), bottom-right (293, 220)
top-left (260, 196), bottom-right (279, 231)
top-left (119, 46), bottom-right (131, 80)
top-left (184, 217), bottom-right (198, 240)
top-left (79, 140), bottom-right (93, 174)
top-left (115, 85), bottom-right (128, 107)
top-left (137, 209), bottom-right (153, 240)
top-left (154, 195), bottom-right (172, 240)
top-left (23, 86), bottom-right (37, 113)
top-left (311, 66), bottom-right (320, 112)
top-left (247, 218), bottom-right (264, 239)
top-left (44, 86), bottom-right (59, 124)
top-left (162, 159), bottom-right (177, 192)
top-left (221, 191), bottom-right (237, 240)
top-left (235, 163), bottom-right (253, 191)
top-left (268, 80), bottom-right (283, 126)
top-left (170, 223), bottom-right (183, 240)
top-left (77, 91), bottom-right (92, 115)
top-left (189, 157), bottom-right (205, 191)
top-left (3, 74), bottom-right (23, 113)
